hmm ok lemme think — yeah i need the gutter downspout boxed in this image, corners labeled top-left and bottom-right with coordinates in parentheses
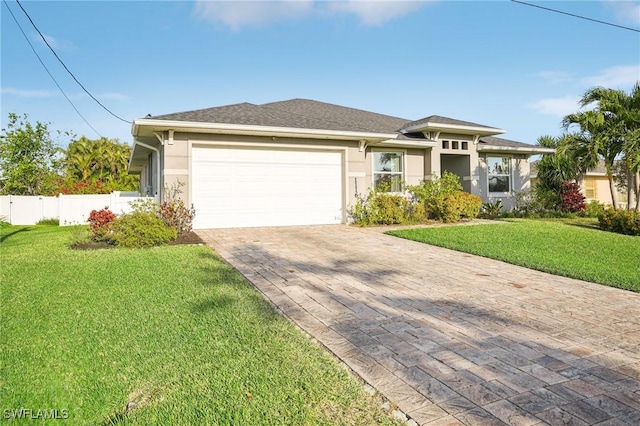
top-left (134, 139), bottom-right (161, 203)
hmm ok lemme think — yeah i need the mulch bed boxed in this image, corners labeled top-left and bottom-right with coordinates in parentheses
top-left (167, 231), bottom-right (205, 245)
top-left (71, 231), bottom-right (205, 250)
top-left (70, 241), bottom-right (114, 250)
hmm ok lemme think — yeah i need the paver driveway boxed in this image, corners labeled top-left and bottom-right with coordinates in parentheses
top-left (197, 225), bottom-right (640, 425)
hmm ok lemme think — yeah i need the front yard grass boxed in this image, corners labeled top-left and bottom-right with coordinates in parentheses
top-left (0, 225), bottom-right (398, 425)
top-left (388, 218), bottom-right (640, 292)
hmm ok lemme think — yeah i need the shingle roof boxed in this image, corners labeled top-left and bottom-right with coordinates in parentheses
top-left (479, 136), bottom-right (536, 149)
top-left (149, 99), bottom-right (408, 134)
top-left (402, 115), bottom-right (500, 131)
top-left (147, 99), bottom-right (529, 147)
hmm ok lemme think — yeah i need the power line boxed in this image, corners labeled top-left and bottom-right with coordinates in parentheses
top-left (511, 0), bottom-right (640, 33)
top-left (14, 0), bottom-right (132, 123)
top-left (2, 0), bottom-right (103, 138)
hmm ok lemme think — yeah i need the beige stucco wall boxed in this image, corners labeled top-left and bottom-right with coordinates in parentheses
top-left (426, 132), bottom-right (482, 197)
top-left (582, 175), bottom-right (627, 207)
top-left (477, 153), bottom-right (531, 210)
top-left (144, 129), bottom-right (534, 221)
top-left (161, 132), bottom-right (362, 216)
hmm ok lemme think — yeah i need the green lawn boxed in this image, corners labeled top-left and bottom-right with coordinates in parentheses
top-left (0, 225), bottom-right (398, 425)
top-left (388, 218), bottom-right (640, 292)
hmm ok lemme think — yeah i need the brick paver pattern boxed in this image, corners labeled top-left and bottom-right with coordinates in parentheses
top-left (197, 225), bottom-right (640, 425)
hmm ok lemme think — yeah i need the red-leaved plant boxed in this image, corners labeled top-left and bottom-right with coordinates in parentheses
top-left (87, 207), bottom-right (116, 242)
top-left (58, 179), bottom-right (113, 195)
top-left (561, 181), bottom-right (585, 213)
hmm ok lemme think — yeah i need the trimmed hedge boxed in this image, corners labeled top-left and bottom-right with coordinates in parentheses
top-left (440, 192), bottom-right (483, 223)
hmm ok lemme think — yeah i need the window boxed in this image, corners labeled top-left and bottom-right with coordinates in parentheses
top-left (452, 141), bottom-right (459, 150)
top-left (442, 140), bottom-right (449, 149)
top-left (487, 156), bottom-right (511, 193)
top-left (584, 178), bottom-right (597, 199)
top-left (373, 151), bottom-right (403, 192)
top-left (461, 141), bottom-right (468, 150)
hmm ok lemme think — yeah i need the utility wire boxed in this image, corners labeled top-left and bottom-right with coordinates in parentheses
top-left (2, 0), bottom-right (103, 138)
top-left (511, 0), bottom-right (640, 33)
top-left (14, 0), bottom-right (132, 123)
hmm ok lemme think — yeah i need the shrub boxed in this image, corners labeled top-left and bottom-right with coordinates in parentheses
top-left (111, 211), bottom-right (177, 248)
top-left (407, 202), bottom-right (426, 223)
top-left (582, 200), bottom-right (605, 218)
top-left (57, 179), bottom-right (113, 195)
top-left (69, 226), bottom-right (92, 247)
top-left (561, 181), bottom-right (585, 213)
top-left (87, 207), bottom-right (116, 242)
top-left (481, 199), bottom-right (503, 219)
top-left (36, 217), bottom-right (59, 226)
top-left (370, 193), bottom-right (411, 225)
top-left (533, 186), bottom-right (562, 212)
top-left (348, 185), bottom-right (418, 226)
top-left (440, 192), bottom-right (482, 223)
top-left (513, 189), bottom-right (575, 218)
top-left (408, 171), bottom-right (463, 220)
top-left (129, 197), bottom-right (159, 215)
top-left (598, 208), bottom-right (640, 236)
top-left (348, 192), bottom-right (373, 225)
top-left (159, 182), bottom-right (196, 235)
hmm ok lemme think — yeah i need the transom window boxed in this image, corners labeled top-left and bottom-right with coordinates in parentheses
top-left (487, 156), bottom-right (511, 193)
top-left (373, 151), bottom-right (403, 192)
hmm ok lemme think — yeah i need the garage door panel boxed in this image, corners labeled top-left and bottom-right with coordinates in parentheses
top-left (192, 146), bottom-right (343, 229)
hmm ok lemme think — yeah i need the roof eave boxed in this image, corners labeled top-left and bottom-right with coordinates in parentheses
top-left (132, 119), bottom-right (398, 141)
top-left (477, 145), bottom-right (556, 154)
top-left (402, 122), bottom-right (505, 136)
top-left (375, 139), bottom-right (438, 149)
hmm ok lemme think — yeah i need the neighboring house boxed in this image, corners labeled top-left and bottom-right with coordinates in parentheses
top-left (531, 160), bottom-right (628, 208)
top-left (128, 99), bottom-right (553, 229)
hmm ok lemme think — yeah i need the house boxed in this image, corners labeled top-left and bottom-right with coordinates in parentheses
top-left (531, 160), bottom-right (629, 208)
top-left (128, 99), bottom-right (553, 229)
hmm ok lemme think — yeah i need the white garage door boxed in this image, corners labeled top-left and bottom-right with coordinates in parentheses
top-left (191, 146), bottom-right (343, 229)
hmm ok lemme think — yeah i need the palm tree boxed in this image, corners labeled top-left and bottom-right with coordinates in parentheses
top-left (582, 83), bottom-right (640, 209)
top-left (535, 134), bottom-right (578, 193)
top-left (562, 89), bottom-right (630, 209)
top-left (65, 137), bottom-right (94, 181)
top-left (620, 83), bottom-right (640, 210)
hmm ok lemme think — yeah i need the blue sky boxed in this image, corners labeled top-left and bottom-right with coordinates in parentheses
top-left (1, 1), bottom-right (639, 147)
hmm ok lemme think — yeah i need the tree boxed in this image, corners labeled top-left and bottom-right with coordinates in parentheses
top-left (581, 83), bottom-right (640, 210)
top-left (614, 83), bottom-right (640, 210)
top-left (0, 113), bottom-right (64, 195)
top-left (535, 134), bottom-right (578, 193)
top-left (562, 90), bottom-right (628, 210)
top-left (61, 136), bottom-right (137, 192)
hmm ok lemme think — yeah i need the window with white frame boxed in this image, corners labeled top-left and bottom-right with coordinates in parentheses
top-left (487, 156), bottom-right (511, 193)
top-left (373, 151), bottom-right (403, 192)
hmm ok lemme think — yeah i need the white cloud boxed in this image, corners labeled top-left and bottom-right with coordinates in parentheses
top-left (193, 0), bottom-right (430, 29)
top-left (32, 33), bottom-right (75, 51)
top-left (581, 65), bottom-right (640, 88)
top-left (529, 96), bottom-right (580, 117)
top-left (193, 1), bottom-right (315, 30)
top-left (326, 1), bottom-right (426, 25)
top-left (603, 0), bottom-right (640, 26)
top-left (1, 88), bottom-right (130, 102)
top-left (0, 87), bottom-right (57, 98)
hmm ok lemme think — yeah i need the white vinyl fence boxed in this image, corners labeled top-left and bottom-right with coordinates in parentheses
top-left (0, 192), bottom-right (149, 226)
